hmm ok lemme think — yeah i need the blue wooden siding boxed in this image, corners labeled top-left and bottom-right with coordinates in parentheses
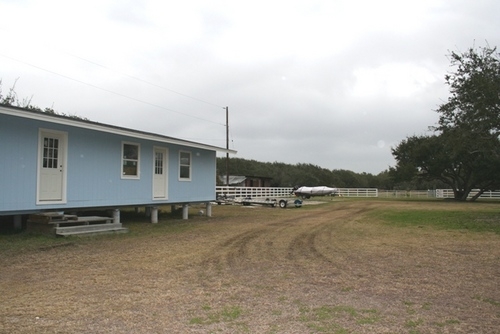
top-left (0, 114), bottom-right (39, 211)
top-left (0, 113), bottom-right (217, 215)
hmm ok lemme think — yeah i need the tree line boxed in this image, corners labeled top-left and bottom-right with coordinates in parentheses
top-left (216, 157), bottom-right (447, 190)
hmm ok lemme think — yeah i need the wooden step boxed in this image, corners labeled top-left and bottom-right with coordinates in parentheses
top-left (55, 222), bottom-right (123, 233)
top-left (28, 212), bottom-right (78, 223)
top-left (55, 223), bottom-right (128, 237)
top-left (56, 227), bottom-right (129, 237)
top-left (27, 213), bottom-right (127, 237)
top-left (48, 216), bottom-right (113, 227)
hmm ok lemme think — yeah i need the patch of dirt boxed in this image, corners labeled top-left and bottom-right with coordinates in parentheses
top-left (1, 200), bottom-right (499, 333)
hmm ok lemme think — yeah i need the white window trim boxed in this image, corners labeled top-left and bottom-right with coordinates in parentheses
top-left (178, 150), bottom-right (191, 181)
top-left (121, 141), bottom-right (141, 179)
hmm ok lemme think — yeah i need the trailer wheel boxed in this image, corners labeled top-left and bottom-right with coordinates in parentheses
top-left (279, 200), bottom-right (287, 208)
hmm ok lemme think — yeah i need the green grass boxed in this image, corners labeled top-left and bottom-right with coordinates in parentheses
top-left (189, 305), bottom-right (243, 325)
top-left (0, 231), bottom-right (73, 255)
top-left (375, 209), bottom-right (500, 233)
top-left (0, 206), bottom-right (205, 255)
top-left (298, 303), bottom-right (380, 333)
top-left (474, 295), bottom-right (500, 307)
top-left (405, 318), bottom-right (424, 328)
top-left (436, 319), bottom-right (460, 327)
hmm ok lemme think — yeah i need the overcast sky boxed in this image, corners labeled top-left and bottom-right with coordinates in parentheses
top-left (1, 0), bottom-right (499, 174)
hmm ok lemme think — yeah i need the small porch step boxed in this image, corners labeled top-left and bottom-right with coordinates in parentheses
top-left (27, 212), bottom-right (128, 237)
top-left (28, 212), bottom-right (78, 223)
top-left (48, 216), bottom-right (113, 227)
top-left (56, 223), bottom-right (128, 237)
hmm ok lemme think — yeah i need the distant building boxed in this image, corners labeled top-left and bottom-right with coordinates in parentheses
top-left (219, 175), bottom-right (272, 187)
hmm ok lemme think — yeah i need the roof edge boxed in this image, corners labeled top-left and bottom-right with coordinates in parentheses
top-left (0, 104), bottom-right (237, 154)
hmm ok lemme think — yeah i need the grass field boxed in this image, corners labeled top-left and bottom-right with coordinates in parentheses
top-left (1, 198), bottom-right (499, 333)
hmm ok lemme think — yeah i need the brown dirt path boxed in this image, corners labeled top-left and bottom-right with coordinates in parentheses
top-left (1, 200), bottom-right (499, 333)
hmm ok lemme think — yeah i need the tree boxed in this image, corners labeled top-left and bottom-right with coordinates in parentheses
top-left (391, 45), bottom-right (500, 201)
top-left (437, 45), bottom-right (500, 136)
top-left (1, 78), bottom-right (87, 120)
top-left (0, 79), bottom-right (20, 106)
top-left (391, 131), bottom-right (500, 200)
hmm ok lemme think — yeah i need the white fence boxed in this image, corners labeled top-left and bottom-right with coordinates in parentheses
top-left (337, 188), bottom-right (378, 197)
top-left (216, 186), bottom-right (293, 199)
top-left (216, 187), bottom-right (378, 198)
top-left (435, 189), bottom-right (500, 199)
top-left (376, 189), bottom-right (500, 199)
top-left (216, 187), bottom-right (500, 200)
top-left (378, 190), bottom-right (435, 198)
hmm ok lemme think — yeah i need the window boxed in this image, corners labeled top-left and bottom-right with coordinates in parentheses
top-left (179, 151), bottom-right (191, 180)
top-left (122, 142), bottom-right (140, 178)
top-left (43, 137), bottom-right (59, 168)
top-left (155, 152), bottom-right (164, 175)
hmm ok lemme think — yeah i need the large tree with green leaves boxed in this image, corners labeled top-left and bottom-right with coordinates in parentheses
top-left (437, 45), bottom-right (500, 135)
top-left (391, 45), bottom-right (500, 201)
top-left (391, 130), bottom-right (500, 200)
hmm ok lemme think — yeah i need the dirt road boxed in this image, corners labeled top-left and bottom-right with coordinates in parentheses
top-left (1, 200), bottom-right (499, 333)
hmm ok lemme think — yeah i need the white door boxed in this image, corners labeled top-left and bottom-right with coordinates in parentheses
top-left (153, 147), bottom-right (168, 199)
top-left (38, 130), bottom-right (67, 202)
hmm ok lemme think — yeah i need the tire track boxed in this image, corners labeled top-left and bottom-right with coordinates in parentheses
top-left (285, 203), bottom-right (379, 265)
top-left (199, 202), bottom-right (379, 278)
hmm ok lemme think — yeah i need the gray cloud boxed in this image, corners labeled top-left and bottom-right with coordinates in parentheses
top-left (1, 0), bottom-right (499, 174)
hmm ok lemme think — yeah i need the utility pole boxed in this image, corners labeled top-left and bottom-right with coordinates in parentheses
top-left (225, 106), bottom-right (229, 187)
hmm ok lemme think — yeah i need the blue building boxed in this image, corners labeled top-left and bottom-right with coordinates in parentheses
top-left (0, 104), bottom-right (235, 226)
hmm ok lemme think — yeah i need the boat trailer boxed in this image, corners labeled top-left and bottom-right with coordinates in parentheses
top-left (217, 195), bottom-right (303, 208)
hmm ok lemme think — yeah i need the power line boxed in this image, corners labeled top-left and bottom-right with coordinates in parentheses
top-left (0, 53), bottom-right (226, 126)
top-left (0, 26), bottom-right (225, 110)
top-left (64, 51), bottom-right (226, 109)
